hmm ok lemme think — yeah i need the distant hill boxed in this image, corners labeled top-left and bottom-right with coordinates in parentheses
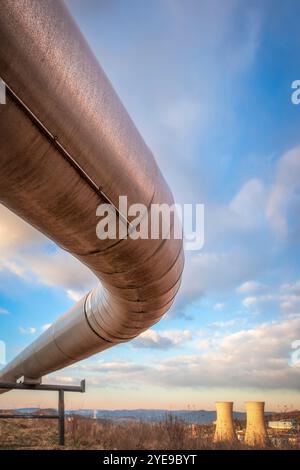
top-left (66, 409), bottom-right (246, 423)
top-left (5, 408), bottom-right (298, 424)
top-left (12, 408), bottom-right (57, 415)
top-left (1, 407), bottom-right (245, 423)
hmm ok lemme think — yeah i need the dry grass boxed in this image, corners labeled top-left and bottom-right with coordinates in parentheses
top-left (0, 414), bottom-right (299, 450)
top-left (0, 418), bottom-right (58, 449)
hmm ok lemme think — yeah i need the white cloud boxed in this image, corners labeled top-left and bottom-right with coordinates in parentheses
top-left (266, 146), bottom-right (300, 239)
top-left (18, 326), bottom-right (37, 335)
top-left (21, 252), bottom-right (97, 296)
top-left (237, 280), bottom-right (266, 294)
top-left (171, 175), bottom-right (273, 313)
top-left (213, 303), bottom-right (225, 311)
top-left (161, 98), bottom-right (200, 138)
top-left (229, 178), bottom-right (266, 229)
top-left (210, 319), bottom-right (237, 328)
top-left (0, 308), bottom-right (9, 315)
top-left (133, 329), bottom-right (192, 349)
top-left (0, 205), bottom-right (45, 252)
top-left (281, 279), bottom-right (300, 296)
top-left (45, 375), bottom-right (77, 385)
top-left (242, 294), bottom-right (275, 309)
top-left (240, 280), bottom-right (300, 314)
top-left (70, 360), bottom-right (147, 386)
top-left (0, 205), bottom-right (97, 299)
top-left (197, 339), bottom-right (211, 350)
top-left (204, 178), bottom-right (267, 248)
top-left (177, 145), bottom-right (300, 313)
top-left (67, 316), bottom-right (300, 391)
top-left (41, 323), bottom-right (52, 332)
top-left (180, 249), bottom-right (262, 297)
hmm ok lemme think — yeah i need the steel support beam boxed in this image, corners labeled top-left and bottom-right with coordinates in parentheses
top-left (0, 380), bottom-right (85, 446)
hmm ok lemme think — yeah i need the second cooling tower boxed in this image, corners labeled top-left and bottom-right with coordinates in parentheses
top-left (245, 401), bottom-right (269, 447)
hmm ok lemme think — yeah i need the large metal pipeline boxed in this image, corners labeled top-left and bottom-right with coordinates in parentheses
top-left (0, 0), bottom-right (184, 385)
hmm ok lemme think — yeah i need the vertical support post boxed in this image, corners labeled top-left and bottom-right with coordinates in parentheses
top-left (58, 389), bottom-right (65, 446)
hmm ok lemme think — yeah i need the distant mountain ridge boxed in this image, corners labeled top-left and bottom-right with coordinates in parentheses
top-left (10, 408), bottom-right (246, 424)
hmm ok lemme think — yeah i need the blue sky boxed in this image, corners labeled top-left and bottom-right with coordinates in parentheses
top-left (1, 0), bottom-right (300, 411)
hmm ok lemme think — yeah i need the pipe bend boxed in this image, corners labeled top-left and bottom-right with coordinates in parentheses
top-left (0, 0), bottom-right (184, 384)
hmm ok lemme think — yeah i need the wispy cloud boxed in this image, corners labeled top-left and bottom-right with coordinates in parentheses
top-left (0, 307), bottom-right (9, 315)
top-left (267, 146), bottom-right (300, 240)
top-left (240, 279), bottom-right (300, 314)
top-left (66, 315), bottom-right (300, 391)
top-left (213, 303), bottom-right (225, 311)
top-left (18, 326), bottom-right (37, 335)
top-left (210, 319), bottom-right (237, 329)
top-left (133, 329), bottom-right (192, 350)
top-left (237, 281), bottom-right (266, 294)
top-left (0, 205), bottom-right (97, 300)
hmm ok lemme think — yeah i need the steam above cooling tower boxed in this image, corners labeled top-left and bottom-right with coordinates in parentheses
top-left (213, 402), bottom-right (237, 444)
top-left (0, 0), bottom-right (184, 386)
top-left (245, 402), bottom-right (269, 447)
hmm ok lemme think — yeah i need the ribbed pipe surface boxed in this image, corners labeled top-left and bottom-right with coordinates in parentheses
top-left (0, 0), bottom-right (184, 384)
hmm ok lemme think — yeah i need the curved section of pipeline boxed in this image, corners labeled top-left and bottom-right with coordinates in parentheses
top-left (0, 0), bottom-right (184, 384)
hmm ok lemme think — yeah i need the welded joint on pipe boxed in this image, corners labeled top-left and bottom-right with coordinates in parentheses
top-left (84, 289), bottom-right (114, 344)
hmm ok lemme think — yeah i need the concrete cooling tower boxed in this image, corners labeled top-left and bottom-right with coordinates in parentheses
top-left (213, 402), bottom-right (237, 443)
top-left (245, 401), bottom-right (269, 447)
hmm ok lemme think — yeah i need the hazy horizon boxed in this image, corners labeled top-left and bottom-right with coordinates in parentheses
top-left (1, 0), bottom-right (300, 410)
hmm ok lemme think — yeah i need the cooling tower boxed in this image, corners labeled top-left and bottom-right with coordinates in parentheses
top-left (213, 402), bottom-right (237, 443)
top-left (245, 401), bottom-right (269, 447)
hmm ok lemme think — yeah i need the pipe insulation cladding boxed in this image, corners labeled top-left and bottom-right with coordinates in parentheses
top-left (0, 0), bottom-right (184, 386)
